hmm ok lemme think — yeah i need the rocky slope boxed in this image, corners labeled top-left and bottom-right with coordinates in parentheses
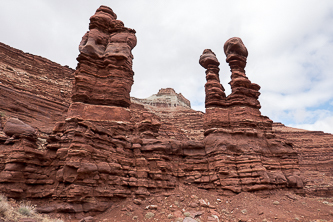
top-left (273, 123), bottom-right (333, 197)
top-left (0, 42), bottom-right (73, 134)
top-left (93, 187), bottom-right (333, 222)
top-left (0, 5), bottom-right (332, 222)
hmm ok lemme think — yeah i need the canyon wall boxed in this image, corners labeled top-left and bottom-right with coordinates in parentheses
top-left (273, 123), bottom-right (333, 196)
top-left (0, 42), bottom-right (73, 134)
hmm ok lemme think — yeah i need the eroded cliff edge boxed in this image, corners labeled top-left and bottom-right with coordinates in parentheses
top-left (0, 42), bottom-right (74, 135)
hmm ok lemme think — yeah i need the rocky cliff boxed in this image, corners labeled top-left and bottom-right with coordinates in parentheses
top-left (0, 5), bottom-right (331, 221)
top-left (0, 42), bottom-right (74, 134)
top-left (273, 123), bottom-right (333, 197)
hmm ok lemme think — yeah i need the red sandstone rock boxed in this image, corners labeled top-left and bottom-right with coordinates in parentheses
top-left (72, 5), bottom-right (137, 108)
top-left (0, 42), bottom-right (73, 134)
top-left (201, 37), bottom-right (272, 132)
top-left (224, 37), bottom-right (261, 109)
top-left (273, 122), bottom-right (333, 196)
top-left (224, 37), bottom-right (248, 64)
top-left (67, 102), bottom-right (131, 122)
top-left (0, 6), bottom-right (332, 221)
top-left (79, 216), bottom-right (95, 222)
top-left (199, 49), bottom-right (226, 108)
top-left (3, 118), bottom-right (36, 137)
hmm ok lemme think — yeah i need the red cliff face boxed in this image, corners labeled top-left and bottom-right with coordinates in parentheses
top-left (272, 123), bottom-right (333, 196)
top-left (0, 42), bottom-right (73, 134)
top-left (0, 6), bottom-right (331, 220)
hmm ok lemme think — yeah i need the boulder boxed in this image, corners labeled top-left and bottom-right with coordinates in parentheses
top-left (3, 118), bottom-right (36, 137)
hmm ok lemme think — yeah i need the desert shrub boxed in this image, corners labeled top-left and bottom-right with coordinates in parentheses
top-left (18, 203), bottom-right (35, 216)
top-left (0, 111), bottom-right (6, 117)
top-left (0, 195), bottom-right (9, 217)
top-left (0, 194), bottom-right (63, 222)
top-left (0, 195), bottom-right (7, 202)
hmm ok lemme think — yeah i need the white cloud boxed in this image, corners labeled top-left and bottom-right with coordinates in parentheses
top-left (292, 113), bottom-right (333, 134)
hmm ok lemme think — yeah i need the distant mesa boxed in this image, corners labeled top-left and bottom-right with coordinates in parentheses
top-left (132, 88), bottom-right (191, 109)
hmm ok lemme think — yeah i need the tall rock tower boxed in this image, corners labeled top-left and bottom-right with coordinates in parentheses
top-left (43, 6), bottom-right (139, 213)
top-left (199, 38), bottom-right (302, 194)
top-left (199, 49), bottom-right (226, 108)
top-left (200, 37), bottom-right (272, 135)
top-left (68, 6), bottom-right (137, 122)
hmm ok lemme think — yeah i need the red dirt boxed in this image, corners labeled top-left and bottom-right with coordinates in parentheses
top-left (57, 185), bottom-right (333, 221)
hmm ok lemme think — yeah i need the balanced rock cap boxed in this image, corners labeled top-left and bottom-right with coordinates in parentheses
top-left (199, 49), bottom-right (220, 69)
top-left (224, 37), bottom-right (248, 62)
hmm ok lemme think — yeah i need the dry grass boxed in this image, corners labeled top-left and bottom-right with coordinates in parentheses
top-left (0, 194), bottom-right (63, 222)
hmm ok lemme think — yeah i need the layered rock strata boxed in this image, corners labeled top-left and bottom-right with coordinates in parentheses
top-left (0, 43), bottom-right (73, 103)
top-left (199, 49), bottom-right (226, 108)
top-left (132, 95), bottom-right (204, 140)
top-left (132, 88), bottom-right (191, 109)
top-left (0, 42), bottom-right (73, 134)
top-left (0, 5), bottom-right (331, 219)
top-left (273, 123), bottom-right (333, 196)
top-left (199, 38), bottom-right (303, 195)
top-left (0, 31), bottom-right (301, 217)
top-left (201, 38), bottom-right (272, 133)
top-left (72, 5), bottom-right (136, 109)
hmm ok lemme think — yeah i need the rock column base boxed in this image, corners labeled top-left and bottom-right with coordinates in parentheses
top-left (67, 102), bottom-right (131, 122)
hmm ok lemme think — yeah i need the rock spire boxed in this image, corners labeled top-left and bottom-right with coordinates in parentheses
top-left (72, 5), bottom-right (137, 108)
top-left (68, 5), bottom-right (137, 122)
top-left (199, 49), bottom-right (226, 108)
top-left (201, 37), bottom-right (272, 133)
top-left (224, 37), bottom-right (261, 108)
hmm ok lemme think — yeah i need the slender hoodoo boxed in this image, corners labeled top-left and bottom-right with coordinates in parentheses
top-left (201, 37), bottom-right (273, 133)
top-left (199, 49), bottom-right (226, 108)
top-left (224, 37), bottom-right (261, 109)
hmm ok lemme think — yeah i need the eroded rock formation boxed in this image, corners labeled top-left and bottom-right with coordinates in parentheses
top-left (3, 118), bottom-right (36, 137)
top-left (200, 38), bottom-right (303, 194)
top-left (273, 123), bottom-right (333, 196)
top-left (199, 49), bottom-right (226, 108)
top-left (72, 5), bottom-right (136, 108)
top-left (131, 89), bottom-right (204, 140)
top-left (0, 5), bottom-right (331, 220)
top-left (224, 37), bottom-right (260, 108)
top-left (0, 42), bottom-right (73, 134)
top-left (201, 37), bottom-right (272, 133)
top-left (132, 88), bottom-right (191, 109)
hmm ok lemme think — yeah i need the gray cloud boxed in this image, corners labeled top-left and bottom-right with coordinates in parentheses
top-left (1, 0), bottom-right (333, 133)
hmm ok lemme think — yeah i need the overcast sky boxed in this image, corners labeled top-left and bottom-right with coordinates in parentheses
top-left (1, 0), bottom-right (333, 133)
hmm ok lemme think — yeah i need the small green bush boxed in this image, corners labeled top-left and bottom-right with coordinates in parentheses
top-left (0, 194), bottom-right (63, 222)
top-left (0, 112), bottom-right (5, 117)
top-left (18, 204), bottom-right (35, 216)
